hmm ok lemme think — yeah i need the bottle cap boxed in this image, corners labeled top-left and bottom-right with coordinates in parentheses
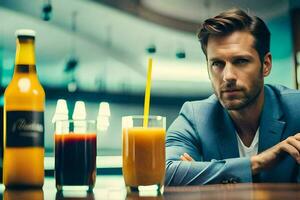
top-left (52, 99), bottom-right (68, 123)
top-left (15, 29), bottom-right (36, 37)
top-left (72, 101), bottom-right (86, 120)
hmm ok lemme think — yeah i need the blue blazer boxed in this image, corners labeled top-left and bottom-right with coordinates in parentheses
top-left (166, 84), bottom-right (300, 185)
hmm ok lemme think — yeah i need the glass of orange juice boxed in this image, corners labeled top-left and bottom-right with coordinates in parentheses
top-left (122, 115), bottom-right (166, 195)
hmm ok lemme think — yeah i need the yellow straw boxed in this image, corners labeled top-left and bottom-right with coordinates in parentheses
top-left (143, 57), bottom-right (153, 127)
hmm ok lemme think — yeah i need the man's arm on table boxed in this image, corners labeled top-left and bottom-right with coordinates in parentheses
top-left (166, 103), bottom-right (300, 186)
top-left (166, 143), bottom-right (252, 185)
top-left (165, 103), bottom-right (253, 186)
top-left (180, 133), bottom-right (300, 183)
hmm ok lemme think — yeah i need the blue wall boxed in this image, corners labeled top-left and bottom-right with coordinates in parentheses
top-left (265, 12), bottom-right (295, 88)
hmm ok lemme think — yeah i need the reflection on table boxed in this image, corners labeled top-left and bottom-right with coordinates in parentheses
top-left (164, 183), bottom-right (300, 200)
top-left (4, 189), bottom-right (43, 200)
top-left (126, 193), bottom-right (164, 200)
top-left (0, 176), bottom-right (300, 200)
top-left (55, 191), bottom-right (95, 200)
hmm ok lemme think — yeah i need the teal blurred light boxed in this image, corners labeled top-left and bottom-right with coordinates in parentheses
top-left (1, 58), bottom-right (14, 87)
top-left (0, 95), bottom-right (3, 105)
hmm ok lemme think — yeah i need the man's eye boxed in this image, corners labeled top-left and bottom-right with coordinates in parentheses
top-left (234, 59), bottom-right (249, 65)
top-left (211, 61), bottom-right (224, 68)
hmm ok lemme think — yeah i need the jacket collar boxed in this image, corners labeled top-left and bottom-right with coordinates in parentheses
top-left (215, 85), bottom-right (286, 158)
top-left (258, 85), bottom-right (285, 152)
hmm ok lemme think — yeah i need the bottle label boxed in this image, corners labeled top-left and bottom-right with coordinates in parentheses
top-left (16, 64), bottom-right (36, 73)
top-left (6, 111), bottom-right (44, 147)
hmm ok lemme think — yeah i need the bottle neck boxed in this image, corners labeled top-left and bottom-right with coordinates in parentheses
top-left (14, 36), bottom-right (36, 74)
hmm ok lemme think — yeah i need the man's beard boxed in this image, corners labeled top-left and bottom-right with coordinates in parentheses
top-left (213, 76), bottom-right (263, 111)
top-left (221, 86), bottom-right (262, 110)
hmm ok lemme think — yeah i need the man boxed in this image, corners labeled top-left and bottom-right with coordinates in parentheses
top-left (165, 8), bottom-right (300, 185)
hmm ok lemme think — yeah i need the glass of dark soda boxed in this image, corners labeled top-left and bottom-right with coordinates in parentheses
top-left (54, 120), bottom-right (97, 192)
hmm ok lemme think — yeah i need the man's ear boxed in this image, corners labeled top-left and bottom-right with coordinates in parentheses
top-left (263, 52), bottom-right (272, 77)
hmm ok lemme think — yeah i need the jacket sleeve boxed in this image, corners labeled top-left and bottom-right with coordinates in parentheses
top-left (165, 102), bottom-right (252, 186)
top-left (297, 166), bottom-right (300, 183)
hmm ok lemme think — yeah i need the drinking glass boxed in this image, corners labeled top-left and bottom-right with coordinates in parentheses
top-left (54, 120), bottom-right (97, 192)
top-left (122, 116), bottom-right (166, 195)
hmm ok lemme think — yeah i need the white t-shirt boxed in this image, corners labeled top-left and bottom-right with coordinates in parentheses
top-left (236, 128), bottom-right (259, 157)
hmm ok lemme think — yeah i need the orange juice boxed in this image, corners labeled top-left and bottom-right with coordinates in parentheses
top-left (122, 127), bottom-right (165, 186)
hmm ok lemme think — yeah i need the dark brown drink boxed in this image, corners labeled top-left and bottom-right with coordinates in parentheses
top-left (55, 133), bottom-right (96, 191)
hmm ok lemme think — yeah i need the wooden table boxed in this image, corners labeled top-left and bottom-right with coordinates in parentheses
top-left (164, 183), bottom-right (300, 200)
top-left (1, 177), bottom-right (300, 199)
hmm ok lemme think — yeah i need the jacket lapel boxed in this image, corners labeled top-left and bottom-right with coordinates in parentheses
top-left (215, 104), bottom-right (240, 159)
top-left (258, 86), bottom-right (286, 153)
top-left (214, 85), bottom-right (286, 159)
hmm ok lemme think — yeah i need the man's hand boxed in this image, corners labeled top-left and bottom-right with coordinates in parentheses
top-left (180, 153), bottom-right (194, 161)
top-left (251, 132), bottom-right (300, 175)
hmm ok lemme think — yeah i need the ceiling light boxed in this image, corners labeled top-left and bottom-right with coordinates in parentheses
top-left (67, 75), bottom-right (77, 92)
top-left (64, 56), bottom-right (78, 72)
top-left (176, 50), bottom-right (186, 59)
top-left (146, 44), bottom-right (156, 54)
top-left (41, 0), bottom-right (52, 21)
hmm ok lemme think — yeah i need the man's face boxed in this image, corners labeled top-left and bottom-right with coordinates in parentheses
top-left (206, 31), bottom-right (271, 110)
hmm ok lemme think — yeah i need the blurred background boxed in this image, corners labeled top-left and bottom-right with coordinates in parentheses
top-left (0, 0), bottom-right (300, 159)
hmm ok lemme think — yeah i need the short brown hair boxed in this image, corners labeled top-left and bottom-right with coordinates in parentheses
top-left (198, 8), bottom-right (270, 62)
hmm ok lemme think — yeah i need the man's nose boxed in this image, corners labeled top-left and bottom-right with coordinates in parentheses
top-left (223, 64), bottom-right (237, 83)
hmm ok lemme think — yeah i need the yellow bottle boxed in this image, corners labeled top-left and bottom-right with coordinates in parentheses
top-left (3, 29), bottom-right (45, 188)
